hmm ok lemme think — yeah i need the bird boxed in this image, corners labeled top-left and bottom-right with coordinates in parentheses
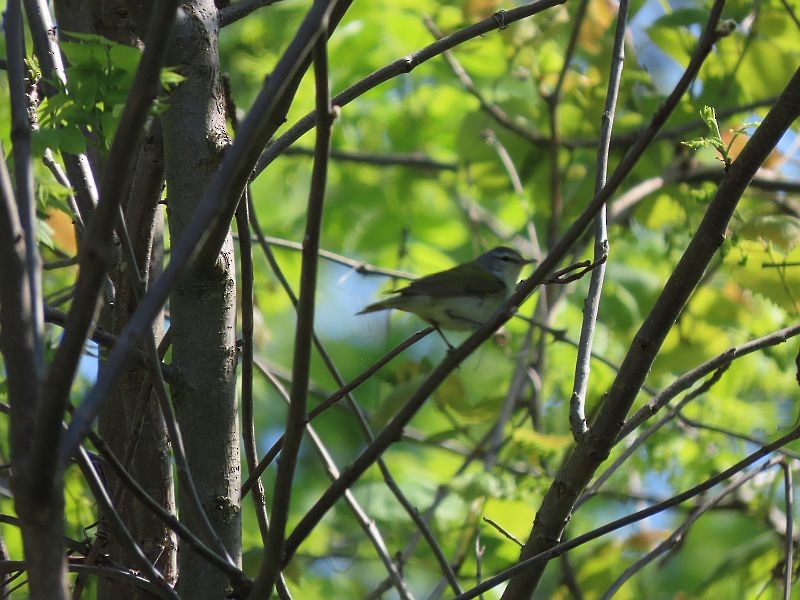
top-left (356, 246), bottom-right (534, 334)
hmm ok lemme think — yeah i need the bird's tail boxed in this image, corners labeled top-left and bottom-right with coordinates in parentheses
top-left (356, 298), bottom-right (399, 315)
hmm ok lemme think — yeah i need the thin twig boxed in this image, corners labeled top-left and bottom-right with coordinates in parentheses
top-left (236, 192), bottom-right (271, 549)
top-left (258, 367), bottom-right (413, 599)
top-left (284, 146), bottom-right (457, 170)
top-left (75, 447), bottom-right (178, 599)
top-left (483, 518), bottom-right (523, 547)
top-left (252, 21), bottom-right (335, 598)
top-left (86, 431), bottom-right (246, 586)
top-left (676, 414), bottom-right (800, 460)
top-left (42, 149), bottom-right (86, 237)
top-left (580, 366), bottom-right (728, 509)
top-left (6, 2), bottom-right (44, 376)
top-left (783, 461), bottom-right (794, 600)
top-left (599, 456), bottom-right (782, 600)
top-left (608, 165), bottom-right (800, 223)
top-left (423, 16), bottom-right (546, 147)
top-left (0, 560), bottom-right (174, 597)
top-left (257, 235), bottom-right (415, 280)
top-left (219, 0), bottom-right (287, 26)
top-left (478, 127), bottom-right (543, 470)
top-left (42, 305), bottom-right (177, 382)
top-left (457, 425), bottom-right (800, 599)
top-left (60, 0), bottom-right (346, 462)
top-left (618, 323), bottom-right (800, 441)
top-left (254, 0), bottom-right (566, 177)
top-left (569, 0), bottom-right (628, 441)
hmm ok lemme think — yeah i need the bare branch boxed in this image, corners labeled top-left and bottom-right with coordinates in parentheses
top-left (61, 0), bottom-right (346, 461)
top-left (599, 457), bottom-right (782, 600)
top-left (504, 29), bottom-right (800, 598)
top-left (236, 193), bottom-right (271, 550)
top-left (782, 461), bottom-right (794, 600)
top-left (569, 0), bottom-right (628, 441)
top-left (254, 0), bottom-right (567, 177)
top-left (619, 323), bottom-right (800, 441)
top-left (457, 426), bottom-right (800, 599)
top-left (219, 0), bottom-right (286, 26)
top-left (43, 0), bottom-right (179, 477)
top-left (251, 19), bottom-right (335, 597)
top-left (258, 367), bottom-right (412, 599)
top-left (7, 0), bottom-right (44, 376)
top-left (284, 146), bottom-right (457, 170)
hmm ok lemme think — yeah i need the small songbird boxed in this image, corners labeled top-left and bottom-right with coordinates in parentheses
top-left (357, 246), bottom-right (534, 331)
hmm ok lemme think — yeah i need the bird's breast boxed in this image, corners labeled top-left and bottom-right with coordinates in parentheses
top-left (402, 292), bottom-right (507, 330)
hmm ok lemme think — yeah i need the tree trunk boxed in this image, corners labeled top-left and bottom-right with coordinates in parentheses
top-left (162, 3), bottom-right (241, 598)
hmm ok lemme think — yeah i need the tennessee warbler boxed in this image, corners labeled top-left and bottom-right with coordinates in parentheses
top-left (357, 246), bottom-right (533, 331)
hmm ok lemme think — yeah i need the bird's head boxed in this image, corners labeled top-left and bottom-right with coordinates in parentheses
top-left (475, 246), bottom-right (535, 289)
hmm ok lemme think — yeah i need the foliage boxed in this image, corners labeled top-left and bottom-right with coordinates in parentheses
top-left (0, 0), bottom-right (799, 598)
top-left (35, 32), bottom-right (183, 154)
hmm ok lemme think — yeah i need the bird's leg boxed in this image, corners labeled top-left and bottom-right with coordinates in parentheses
top-left (431, 322), bottom-right (455, 351)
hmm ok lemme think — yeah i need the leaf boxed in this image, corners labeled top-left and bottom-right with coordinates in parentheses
top-left (736, 215), bottom-right (800, 253)
top-left (511, 429), bottom-right (572, 459)
top-left (433, 372), bottom-right (500, 422)
top-left (652, 7), bottom-right (709, 27)
top-left (646, 23), bottom-right (695, 66)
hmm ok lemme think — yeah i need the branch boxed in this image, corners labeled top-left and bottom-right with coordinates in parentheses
top-left (86, 431), bottom-right (246, 587)
top-left (253, 0), bottom-right (567, 177)
top-left (0, 21), bottom-right (40, 453)
top-left (250, 18), bottom-right (335, 597)
top-left (581, 366), bottom-right (729, 509)
top-left (59, 0), bottom-right (341, 465)
top-left (599, 457), bottom-right (781, 600)
top-left (782, 461), bottom-right (794, 600)
top-left (608, 165), bottom-right (800, 223)
top-left (23, 0), bottom-right (101, 256)
top-left (503, 32), bottom-right (800, 600)
top-left (258, 367), bottom-right (412, 598)
top-left (283, 146), bottom-right (457, 170)
top-left (618, 323), bottom-right (800, 441)
top-left (423, 16), bottom-right (548, 147)
top-left (42, 305), bottom-right (178, 383)
top-left (236, 192), bottom-right (271, 550)
top-left (39, 0), bottom-right (179, 486)
top-left (255, 234), bottom-right (415, 280)
top-left (456, 425), bottom-right (800, 599)
top-left (219, 0), bottom-right (286, 26)
top-left (569, 0), bottom-right (628, 440)
top-left (7, 0), bottom-right (44, 376)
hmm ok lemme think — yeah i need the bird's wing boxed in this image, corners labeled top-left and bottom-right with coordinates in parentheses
top-left (390, 266), bottom-right (505, 298)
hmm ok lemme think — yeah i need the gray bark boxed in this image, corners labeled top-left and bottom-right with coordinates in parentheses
top-left (162, 3), bottom-right (241, 598)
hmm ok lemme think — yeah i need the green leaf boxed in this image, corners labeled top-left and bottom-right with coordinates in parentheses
top-left (652, 7), bottom-right (710, 27)
top-left (737, 215), bottom-right (800, 253)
